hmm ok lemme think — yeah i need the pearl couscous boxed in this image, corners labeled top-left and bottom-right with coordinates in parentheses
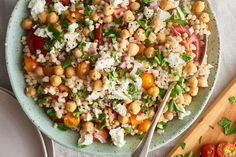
top-left (22, 0), bottom-right (212, 148)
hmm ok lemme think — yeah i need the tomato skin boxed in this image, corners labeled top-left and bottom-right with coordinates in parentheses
top-left (93, 25), bottom-right (103, 45)
top-left (217, 143), bottom-right (236, 157)
top-left (60, 0), bottom-right (70, 5)
top-left (27, 29), bottom-right (47, 55)
top-left (201, 144), bottom-right (217, 157)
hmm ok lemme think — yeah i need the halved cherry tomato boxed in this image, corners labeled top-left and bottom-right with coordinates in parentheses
top-left (217, 143), bottom-right (236, 157)
top-left (58, 84), bottom-right (69, 93)
top-left (60, 0), bottom-right (70, 5)
top-left (27, 29), bottom-right (47, 55)
top-left (23, 56), bottom-right (39, 73)
top-left (93, 25), bottom-right (103, 46)
top-left (108, 108), bottom-right (117, 123)
top-left (201, 144), bottom-right (217, 157)
top-left (137, 119), bottom-right (152, 133)
top-left (94, 124), bottom-right (109, 143)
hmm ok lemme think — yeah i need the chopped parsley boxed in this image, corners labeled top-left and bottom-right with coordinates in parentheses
top-left (180, 142), bottom-right (186, 150)
top-left (137, 134), bottom-right (145, 140)
top-left (154, 52), bottom-right (167, 67)
top-left (181, 53), bottom-right (191, 62)
top-left (110, 69), bottom-right (118, 78)
top-left (78, 144), bottom-right (87, 148)
top-left (73, 108), bottom-right (80, 117)
top-left (166, 15), bottom-right (188, 26)
top-left (124, 127), bottom-right (133, 135)
top-left (98, 113), bottom-right (107, 130)
top-left (142, 0), bottom-right (152, 5)
top-left (89, 32), bottom-right (95, 41)
top-left (137, 19), bottom-right (148, 29)
top-left (60, 13), bottom-right (70, 31)
top-left (136, 69), bottom-right (143, 75)
top-left (171, 84), bottom-right (183, 99)
top-left (228, 96), bottom-right (236, 104)
top-left (159, 121), bottom-right (168, 130)
top-left (46, 108), bottom-right (56, 117)
top-left (128, 84), bottom-right (138, 100)
top-left (187, 151), bottom-right (193, 157)
top-left (62, 55), bottom-right (72, 68)
top-left (77, 89), bottom-right (89, 99)
top-left (144, 95), bottom-right (154, 107)
top-left (159, 88), bottom-right (166, 99)
top-left (84, 5), bottom-right (92, 16)
top-left (37, 97), bottom-right (47, 105)
top-left (219, 117), bottom-right (236, 135)
top-left (57, 123), bottom-right (69, 131)
top-left (114, 18), bottom-right (123, 25)
top-left (103, 28), bottom-right (118, 41)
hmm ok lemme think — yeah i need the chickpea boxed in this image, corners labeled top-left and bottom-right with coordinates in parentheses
top-left (164, 112), bottom-right (174, 121)
top-left (120, 29), bottom-right (130, 39)
top-left (66, 101), bottom-right (77, 112)
top-left (128, 101), bottom-right (141, 115)
top-left (92, 0), bottom-right (101, 5)
top-left (34, 66), bottom-right (44, 76)
top-left (138, 119), bottom-right (151, 133)
top-left (148, 32), bottom-right (157, 44)
top-left (151, 16), bottom-right (161, 30)
top-left (123, 10), bottom-right (135, 23)
top-left (103, 15), bottom-right (113, 23)
top-left (89, 69), bottom-right (101, 81)
top-left (82, 27), bottom-right (90, 37)
top-left (160, 0), bottom-right (172, 11)
top-left (38, 11), bottom-right (48, 24)
top-left (130, 2), bottom-right (140, 11)
top-left (50, 75), bottom-right (62, 87)
top-left (144, 47), bottom-right (156, 58)
top-left (183, 62), bottom-right (198, 76)
top-left (140, 73), bottom-right (155, 90)
top-left (189, 86), bottom-right (199, 96)
top-left (128, 43), bottom-right (139, 57)
top-left (124, 98), bottom-right (132, 105)
top-left (118, 115), bottom-right (129, 124)
top-left (187, 76), bottom-right (198, 87)
top-left (198, 76), bottom-right (208, 87)
top-left (64, 113), bottom-right (80, 129)
top-left (91, 11), bottom-right (99, 21)
top-left (92, 80), bottom-right (103, 91)
top-left (21, 18), bottom-right (33, 30)
top-left (53, 22), bottom-right (63, 32)
top-left (148, 107), bottom-right (155, 118)
top-left (76, 62), bottom-right (90, 79)
top-left (26, 86), bottom-right (36, 97)
top-left (199, 12), bottom-right (210, 23)
top-left (104, 4), bottom-right (114, 16)
top-left (134, 28), bottom-right (146, 42)
top-left (193, 1), bottom-right (205, 13)
top-left (73, 48), bottom-right (83, 58)
top-left (82, 122), bottom-right (94, 133)
top-left (138, 44), bottom-right (146, 54)
top-left (157, 31), bottom-right (166, 43)
top-left (54, 65), bottom-right (64, 76)
top-left (147, 86), bottom-right (159, 98)
top-left (119, 39), bottom-right (128, 50)
top-left (176, 94), bottom-right (184, 105)
top-left (183, 93), bottom-right (192, 106)
top-left (65, 67), bottom-right (76, 78)
top-left (47, 12), bottom-right (59, 24)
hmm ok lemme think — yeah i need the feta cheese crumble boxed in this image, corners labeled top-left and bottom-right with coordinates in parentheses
top-left (109, 127), bottom-right (126, 147)
top-left (28, 0), bottom-right (46, 20)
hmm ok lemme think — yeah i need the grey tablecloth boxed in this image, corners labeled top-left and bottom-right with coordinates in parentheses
top-left (1, 0), bottom-right (236, 156)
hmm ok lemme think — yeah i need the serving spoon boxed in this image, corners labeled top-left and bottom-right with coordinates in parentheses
top-left (131, 35), bottom-right (208, 157)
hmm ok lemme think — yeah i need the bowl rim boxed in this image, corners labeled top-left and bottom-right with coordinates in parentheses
top-left (5, 0), bottom-right (221, 156)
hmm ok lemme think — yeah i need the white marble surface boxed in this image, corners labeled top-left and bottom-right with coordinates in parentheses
top-left (1, 0), bottom-right (236, 156)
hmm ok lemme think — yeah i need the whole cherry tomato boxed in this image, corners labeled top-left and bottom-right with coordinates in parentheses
top-left (201, 144), bottom-right (217, 157)
top-left (217, 143), bottom-right (236, 157)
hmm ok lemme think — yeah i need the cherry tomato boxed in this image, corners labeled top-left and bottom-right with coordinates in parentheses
top-left (140, 73), bottom-right (155, 90)
top-left (130, 115), bottom-right (143, 126)
top-left (93, 25), bottom-right (103, 45)
top-left (60, 0), bottom-right (70, 5)
top-left (137, 119), bottom-right (152, 133)
top-left (58, 84), bottom-right (69, 93)
top-left (23, 56), bottom-right (39, 73)
top-left (27, 29), bottom-right (47, 55)
top-left (217, 143), bottom-right (236, 157)
top-left (201, 144), bottom-right (217, 157)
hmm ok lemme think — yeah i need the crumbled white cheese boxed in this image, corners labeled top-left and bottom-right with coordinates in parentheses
top-left (68, 23), bottom-right (79, 32)
top-left (154, 8), bottom-right (171, 33)
top-left (34, 27), bottom-right (52, 38)
top-left (110, 0), bottom-right (123, 6)
top-left (109, 127), bottom-right (126, 147)
top-left (95, 58), bottom-right (115, 70)
top-left (144, 7), bottom-right (154, 19)
top-left (167, 53), bottom-right (185, 68)
top-left (93, 108), bottom-right (102, 118)
top-left (64, 32), bottom-right (79, 52)
top-left (128, 21), bottom-right (140, 35)
top-left (84, 113), bottom-right (93, 121)
top-left (78, 133), bottom-right (93, 146)
top-left (113, 104), bottom-right (127, 116)
top-left (54, 2), bottom-right (68, 15)
top-left (87, 91), bottom-right (105, 102)
top-left (28, 0), bottom-right (46, 20)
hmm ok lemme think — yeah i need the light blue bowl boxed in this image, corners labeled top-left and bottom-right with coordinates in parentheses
top-left (5, 0), bottom-right (220, 156)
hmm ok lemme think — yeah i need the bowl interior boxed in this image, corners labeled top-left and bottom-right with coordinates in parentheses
top-left (5, 0), bottom-right (220, 156)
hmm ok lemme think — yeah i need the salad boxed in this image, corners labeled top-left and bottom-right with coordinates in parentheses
top-left (21, 0), bottom-right (212, 147)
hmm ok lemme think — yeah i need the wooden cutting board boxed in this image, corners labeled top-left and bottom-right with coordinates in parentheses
top-left (168, 78), bottom-right (236, 157)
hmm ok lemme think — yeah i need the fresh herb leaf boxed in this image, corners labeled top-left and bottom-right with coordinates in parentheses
top-left (187, 151), bottom-right (193, 157)
top-left (137, 19), bottom-right (147, 29)
top-left (124, 127), bottom-right (133, 135)
top-left (142, 0), bottom-right (152, 5)
top-left (48, 24), bottom-right (64, 43)
top-left (89, 32), bottom-right (95, 41)
top-left (78, 144), bottom-right (87, 148)
top-left (146, 27), bottom-right (152, 37)
top-left (219, 118), bottom-right (236, 135)
top-left (181, 3), bottom-right (191, 15)
top-left (73, 108), bottom-right (80, 117)
top-left (103, 28), bottom-right (118, 41)
top-left (110, 70), bottom-right (118, 78)
top-left (176, 154), bottom-right (184, 157)
top-left (137, 134), bottom-right (145, 140)
top-left (168, 99), bottom-right (175, 112)
top-left (128, 84), bottom-right (138, 100)
top-left (199, 136), bottom-right (202, 144)
top-left (144, 95), bottom-right (154, 107)
top-left (62, 55), bottom-right (72, 68)
top-left (114, 18), bottom-right (122, 25)
top-left (136, 69), bottom-right (143, 75)
top-left (209, 125), bottom-right (215, 129)
top-left (171, 84), bottom-right (183, 99)
top-left (181, 53), bottom-right (191, 62)
top-left (37, 97), bottom-right (47, 105)
top-left (166, 15), bottom-right (188, 26)
top-left (159, 121), bottom-right (168, 129)
top-left (180, 142), bottom-right (186, 150)
top-left (154, 52), bottom-right (167, 67)
top-left (46, 108), bottom-right (56, 116)
top-left (159, 88), bottom-right (166, 99)
top-left (118, 68), bottom-right (126, 78)
top-left (57, 123), bottom-right (69, 131)
top-left (77, 89), bottom-right (89, 99)
top-left (84, 5), bottom-right (92, 16)
top-left (60, 13), bottom-right (70, 31)
top-left (228, 96), bottom-right (236, 104)
top-left (89, 55), bottom-right (98, 62)
top-left (98, 113), bottom-right (107, 130)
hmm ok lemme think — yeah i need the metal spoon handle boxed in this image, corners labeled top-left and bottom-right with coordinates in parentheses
top-left (131, 82), bottom-right (176, 157)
